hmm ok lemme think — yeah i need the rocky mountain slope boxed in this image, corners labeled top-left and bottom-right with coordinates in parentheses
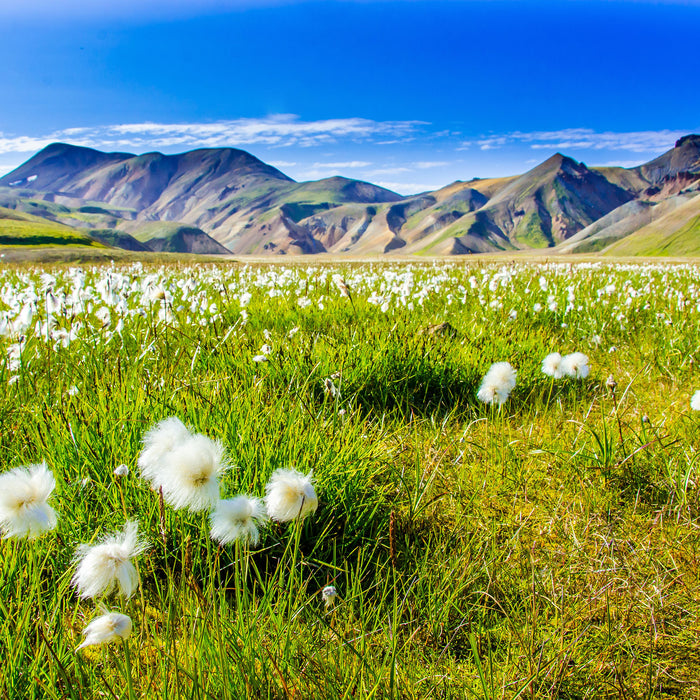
top-left (2, 135), bottom-right (699, 256)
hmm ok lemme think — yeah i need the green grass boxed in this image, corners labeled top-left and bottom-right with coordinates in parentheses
top-left (606, 213), bottom-right (700, 257)
top-left (130, 222), bottom-right (201, 242)
top-left (1, 260), bottom-right (700, 698)
top-left (0, 209), bottom-right (103, 247)
top-left (513, 211), bottom-right (552, 248)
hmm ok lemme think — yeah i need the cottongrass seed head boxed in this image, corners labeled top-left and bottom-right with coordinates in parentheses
top-left (477, 361), bottom-right (517, 406)
top-left (691, 390), bottom-right (700, 411)
top-left (265, 468), bottom-right (318, 522)
top-left (77, 608), bottom-right (132, 650)
top-left (138, 416), bottom-right (192, 489)
top-left (561, 352), bottom-right (590, 379)
top-left (159, 434), bottom-right (228, 512)
top-left (0, 462), bottom-right (57, 539)
top-left (113, 464), bottom-right (129, 478)
top-left (72, 520), bottom-right (149, 600)
top-left (322, 585), bottom-right (338, 609)
top-left (542, 352), bottom-right (564, 379)
top-left (210, 495), bottom-right (268, 546)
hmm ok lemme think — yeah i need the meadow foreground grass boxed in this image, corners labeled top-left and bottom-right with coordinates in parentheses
top-left (1, 259), bottom-right (700, 699)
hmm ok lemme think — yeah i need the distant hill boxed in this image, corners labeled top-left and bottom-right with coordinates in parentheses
top-left (2, 135), bottom-right (700, 256)
top-left (129, 222), bottom-right (231, 255)
top-left (423, 154), bottom-right (634, 254)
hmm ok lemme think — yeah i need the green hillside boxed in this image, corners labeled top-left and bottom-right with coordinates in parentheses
top-left (603, 195), bottom-right (700, 256)
top-left (130, 222), bottom-right (230, 254)
top-left (0, 207), bottom-right (103, 247)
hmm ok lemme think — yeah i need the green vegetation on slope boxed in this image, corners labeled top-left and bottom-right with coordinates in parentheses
top-left (610, 213), bottom-right (700, 256)
top-left (514, 211), bottom-right (552, 248)
top-left (0, 207), bottom-right (103, 247)
top-left (603, 195), bottom-right (700, 256)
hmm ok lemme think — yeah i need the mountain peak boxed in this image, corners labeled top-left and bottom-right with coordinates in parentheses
top-left (675, 134), bottom-right (700, 149)
top-left (38, 142), bottom-right (133, 159)
top-left (0, 142), bottom-right (133, 190)
top-left (636, 133), bottom-right (700, 184)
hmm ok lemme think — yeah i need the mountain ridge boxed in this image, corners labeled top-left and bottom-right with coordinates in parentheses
top-left (2, 135), bottom-right (700, 256)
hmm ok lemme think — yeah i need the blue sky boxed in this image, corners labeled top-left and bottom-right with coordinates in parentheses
top-left (1, 0), bottom-right (699, 194)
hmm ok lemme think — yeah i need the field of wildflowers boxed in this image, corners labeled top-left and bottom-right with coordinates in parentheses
top-left (1, 259), bottom-right (700, 699)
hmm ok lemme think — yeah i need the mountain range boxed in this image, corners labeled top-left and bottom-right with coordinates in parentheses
top-left (1, 135), bottom-right (699, 256)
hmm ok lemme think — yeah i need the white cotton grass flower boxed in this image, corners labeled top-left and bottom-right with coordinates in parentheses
top-left (210, 495), bottom-right (267, 546)
top-left (322, 585), bottom-right (338, 609)
top-left (138, 416), bottom-right (192, 490)
top-left (72, 520), bottom-right (149, 600)
top-left (0, 462), bottom-right (58, 539)
top-left (332, 274), bottom-right (351, 298)
top-left (323, 377), bottom-right (340, 398)
top-left (253, 343), bottom-right (272, 362)
top-left (476, 362), bottom-right (517, 406)
top-left (158, 434), bottom-right (228, 512)
top-left (113, 464), bottom-right (129, 477)
top-left (265, 468), bottom-right (318, 522)
top-left (76, 608), bottom-right (132, 650)
top-left (542, 352), bottom-right (564, 379)
top-left (0, 463), bottom-right (57, 538)
top-left (561, 352), bottom-right (590, 379)
top-left (691, 390), bottom-right (700, 411)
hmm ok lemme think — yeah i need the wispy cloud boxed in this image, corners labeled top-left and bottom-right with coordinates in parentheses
top-left (0, 116), bottom-right (424, 157)
top-left (471, 128), bottom-right (691, 153)
top-left (598, 159), bottom-right (647, 168)
top-left (412, 161), bottom-right (450, 169)
top-left (310, 161), bottom-right (372, 169)
top-left (367, 162), bottom-right (450, 177)
top-left (367, 167), bottom-right (412, 176)
top-left (0, 163), bottom-right (23, 177)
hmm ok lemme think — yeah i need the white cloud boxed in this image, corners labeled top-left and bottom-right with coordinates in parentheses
top-left (310, 161), bottom-right (372, 169)
top-left (0, 116), bottom-right (423, 159)
top-left (367, 167), bottom-right (412, 176)
top-left (412, 161), bottom-right (449, 169)
top-left (478, 136), bottom-right (508, 151)
top-left (267, 160), bottom-right (297, 168)
top-left (598, 159), bottom-right (648, 168)
top-left (472, 128), bottom-right (694, 154)
top-left (0, 163), bottom-right (23, 177)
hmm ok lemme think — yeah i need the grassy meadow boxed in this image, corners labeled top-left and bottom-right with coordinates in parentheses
top-left (1, 259), bottom-right (700, 699)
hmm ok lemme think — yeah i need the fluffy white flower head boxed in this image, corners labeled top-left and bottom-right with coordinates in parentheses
top-left (332, 274), bottom-right (351, 298)
top-left (113, 464), bottom-right (129, 477)
top-left (138, 416), bottom-right (192, 489)
top-left (0, 462), bottom-right (57, 539)
top-left (72, 520), bottom-right (149, 600)
top-left (265, 468), bottom-right (318, 522)
top-left (542, 352), bottom-right (564, 379)
top-left (210, 495), bottom-right (267, 546)
top-left (322, 585), bottom-right (338, 608)
top-left (691, 390), bottom-right (700, 411)
top-left (477, 362), bottom-right (517, 406)
top-left (77, 609), bottom-right (132, 650)
top-left (561, 352), bottom-right (590, 379)
top-left (159, 434), bottom-right (228, 512)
